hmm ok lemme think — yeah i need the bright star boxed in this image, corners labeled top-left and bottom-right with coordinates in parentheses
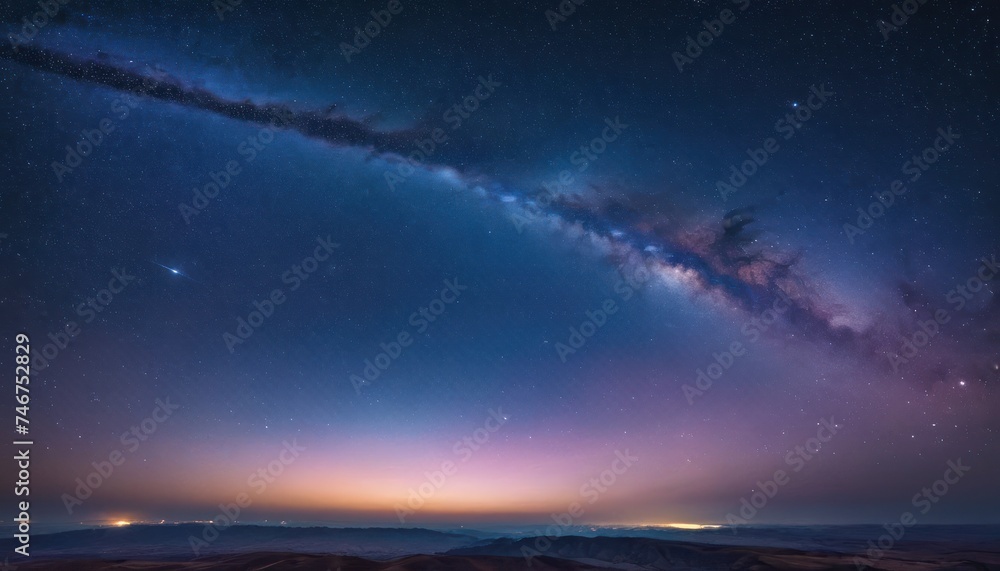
top-left (150, 261), bottom-right (199, 283)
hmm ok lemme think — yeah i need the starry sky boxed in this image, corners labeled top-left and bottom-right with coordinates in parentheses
top-left (2, 0), bottom-right (998, 527)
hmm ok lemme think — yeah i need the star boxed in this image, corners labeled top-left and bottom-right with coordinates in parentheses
top-left (150, 261), bottom-right (199, 283)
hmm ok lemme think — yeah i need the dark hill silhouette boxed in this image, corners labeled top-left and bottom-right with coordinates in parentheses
top-left (0, 524), bottom-right (479, 560)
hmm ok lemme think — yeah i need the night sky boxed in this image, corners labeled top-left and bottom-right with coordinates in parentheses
top-left (2, 0), bottom-right (998, 528)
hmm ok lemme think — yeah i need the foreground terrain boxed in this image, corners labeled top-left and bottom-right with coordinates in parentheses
top-left (4, 525), bottom-right (999, 570)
